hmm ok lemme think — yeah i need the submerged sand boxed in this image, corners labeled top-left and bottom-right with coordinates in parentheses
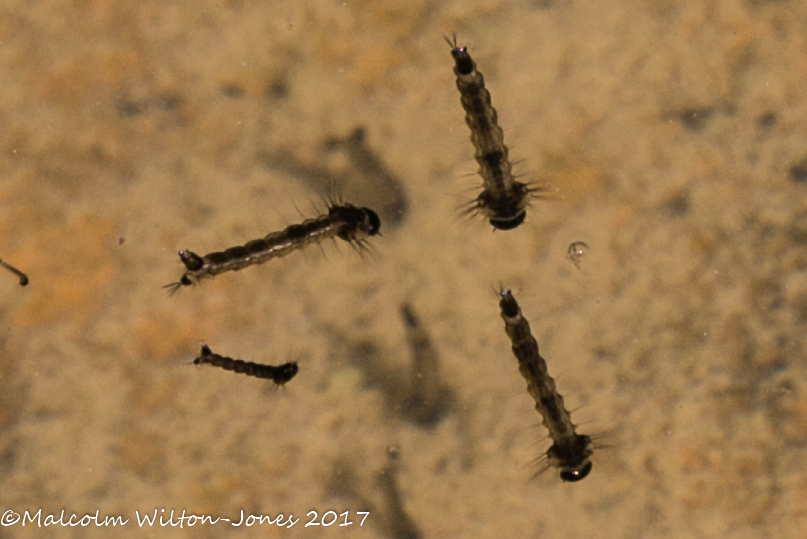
top-left (1, 1), bottom-right (806, 538)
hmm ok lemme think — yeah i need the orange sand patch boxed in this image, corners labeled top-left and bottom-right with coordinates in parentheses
top-left (134, 307), bottom-right (221, 366)
top-left (188, 473), bottom-right (250, 516)
top-left (12, 214), bottom-right (119, 329)
top-left (678, 439), bottom-right (774, 524)
top-left (125, 371), bottom-right (186, 418)
top-left (349, 41), bottom-right (404, 94)
top-left (36, 51), bottom-right (143, 110)
top-left (119, 428), bottom-right (168, 482)
top-left (542, 152), bottom-right (607, 206)
top-left (611, 203), bottom-right (637, 229)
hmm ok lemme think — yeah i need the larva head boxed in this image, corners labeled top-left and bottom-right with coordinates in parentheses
top-left (361, 207), bottom-right (381, 236)
top-left (450, 46), bottom-right (475, 76)
top-left (273, 362), bottom-right (299, 386)
top-left (178, 250), bottom-right (204, 271)
top-left (331, 204), bottom-right (381, 242)
top-left (547, 434), bottom-right (594, 483)
top-left (474, 181), bottom-right (532, 231)
top-left (444, 35), bottom-right (475, 76)
top-left (559, 460), bottom-right (592, 483)
top-left (191, 345), bottom-right (212, 365)
top-left (489, 211), bottom-right (527, 231)
top-left (498, 289), bottom-right (520, 318)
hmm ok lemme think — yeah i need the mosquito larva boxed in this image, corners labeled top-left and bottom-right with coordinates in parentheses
top-left (447, 35), bottom-right (539, 230)
top-left (165, 203), bottom-right (380, 292)
top-left (498, 289), bottom-right (593, 481)
top-left (0, 259), bottom-right (29, 286)
top-left (193, 345), bottom-right (298, 386)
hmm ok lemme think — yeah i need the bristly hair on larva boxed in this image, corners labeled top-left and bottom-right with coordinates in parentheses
top-left (446, 34), bottom-right (543, 231)
top-left (321, 127), bottom-right (410, 230)
top-left (498, 288), bottom-right (593, 482)
top-left (193, 345), bottom-right (299, 386)
top-left (164, 202), bottom-right (381, 293)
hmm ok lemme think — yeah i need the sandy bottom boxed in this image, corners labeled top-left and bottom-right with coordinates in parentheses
top-left (1, 0), bottom-right (807, 538)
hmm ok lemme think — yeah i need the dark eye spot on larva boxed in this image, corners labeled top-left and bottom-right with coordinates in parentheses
top-left (178, 251), bottom-right (204, 271)
top-left (363, 208), bottom-right (381, 236)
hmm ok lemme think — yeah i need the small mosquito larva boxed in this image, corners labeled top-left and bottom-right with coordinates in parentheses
top-left (447, 35), bottom-right (538, 230)
top-left (0, 258), bottom-right (29, 286)
top-left (193, 345), bottom-right (298, 386)
top-left (498, 289), bottom-right (593, 482)
top-left (165, 203), bottom-right (380, 292)
top-left (400, 304), bottom-right (453, 427)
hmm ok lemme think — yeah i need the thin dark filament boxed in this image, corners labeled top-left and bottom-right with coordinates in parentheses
top-left (0, 259), bottom-right (29, 286)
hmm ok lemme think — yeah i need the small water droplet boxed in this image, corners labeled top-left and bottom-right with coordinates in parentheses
top-left (567, 241), bottom-right (589, 269)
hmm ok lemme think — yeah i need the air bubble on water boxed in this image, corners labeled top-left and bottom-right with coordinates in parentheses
top-left (567, 241), bottom-right (589, 269)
